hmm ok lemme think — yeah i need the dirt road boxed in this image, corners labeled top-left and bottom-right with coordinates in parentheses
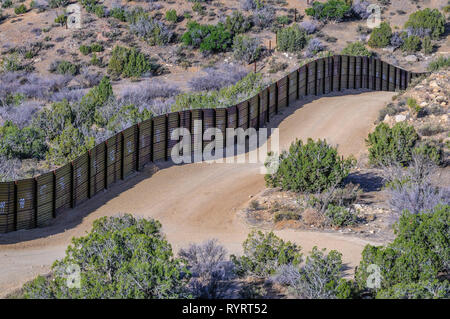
top-left (0, 91), bottom-right (394, 297)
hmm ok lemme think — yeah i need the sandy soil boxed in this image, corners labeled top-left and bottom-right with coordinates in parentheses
top-left (0, 90), bottom-right (395, 297)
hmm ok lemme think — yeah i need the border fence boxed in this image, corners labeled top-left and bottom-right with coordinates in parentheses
top-left (0, 55), bottom-right (426, 233)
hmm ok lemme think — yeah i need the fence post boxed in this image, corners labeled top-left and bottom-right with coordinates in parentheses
top-left (70, 162), bottom-right (74, 208)
top-left (257, 94), bottom-right (261, 129)
top-left (266, 87), bottom-right (270, 123)
top-left (33, 178), bottom-right (38, 228)
top-left (136, 124), bottom-right (140, 172)
top-left (52, 171), bottom-right (56, 218)
top-left (275, 82), bottom-right (279, 114)
top-left (164, 114), bottom-right (169, 161)
top-left (286, 75), bottom-right (290, 107)
top-left (87, 150), bottom-right (92, 199)
top-left (314, 60), bottom-right (318, 96)
top-left (296, 68), bottom-right (300, 99)
top-left (305, 64), bottom-right (309, 95)
top-left (13, 181), bottom-right (17, 231)
top-left (104, 141), bottom-right (108, 189)
top-left (338, 56), bottom-right (342, 91)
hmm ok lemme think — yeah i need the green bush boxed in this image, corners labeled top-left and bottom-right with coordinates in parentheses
top-left (305, 0), bottom-right (351, 22)
top-left (341, 41), bottom-right (372, 57)
top-left (355, 205), bottom-right (450, 297)
top-left (1, 0), bottom-right (12, 8)
top-left (79, 45), bottom-right (91, 55)
top-left (51, 60), bottom-right (79, 76)
top-left (404, 8), bottom-right (445, 40)
top-left (90, 43), bottom-right (103, 52)
top-left (0, 121), bottom-right (47, 160)
top-left (225, 11), bottom-right (252, 34)
top-left (366, 122), bottom-right (419, 166)
top-left (165, 9), bottom-right (178, 23)
top-left (376, 280), bottom-right (450, 299)
top-left (401, 35), bottom-right (421, 53)
top-left (14, 4), bottom-right (27, 14)
top-left (427, 56), bottom-right (450, 71)
top-left (412, 140), bottom-right (443, 166)
top-left (368, 22), bottom-right (392, 48)
top-left (107, 46), bottom-right (155, 78)
top-left (172, 72), bottom-right (264, 111)
top-left (22, 215), bottom-right (191, 298)
top-left (54, 14), bottom-right (67, 25)
top-left (46, 123), bottom-right (94, 165)
top-left (32, 99), bottom-right (74, 140)
top-left (231, 231), bottom-right (303, 277)
top-left (110, 7), bottom-right (127, 22)
top-left (325, 204), bottom-right (358, 227)
top-left (421, 36), bottom-right (433, 55)
top-left (181, 21), bottom-right (233, 53)
top-left (232, 35), bottom-right (262, 64)
top-left (276, 25), bottom-right (308, 53)
top-left (265, 138), bottom-right (355, 193)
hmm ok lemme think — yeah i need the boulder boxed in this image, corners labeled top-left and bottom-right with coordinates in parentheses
top-left (395, 114), bottom-right (407, 122)
top-left (405, 55), bottom-right (418, 62)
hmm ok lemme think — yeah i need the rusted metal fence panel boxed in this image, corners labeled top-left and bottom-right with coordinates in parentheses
top-left (375, 58), bottom-right (382, 91)
top-left (15, 178), bottom-right (35, 230)
top-left (36, 172), bottom-right (53, 227)
top-left (324, 57), bottom-right (332, 94)
top-left (73, 152), bottom-right (89, 206)
top-left (381, 61), bottom-right (389, 91)
top-left (316, 58), bottom-right (324, 95)
top-left (0, 182), bottom-right (15, 233)
top-left (348, 56), bottom-right (356, 89)
top-left (299, 65), bottom-right (307, 97)
top-left (138, 119), bottom-right (152, 170)
top-left (355, 56), bottom-right (362, 89)
top-left (341, 55), bottom-right (349, 90)
top-left (90, 142), bottom-right (106, 195)
top-left (237, 100), bottom-right (249, 130)
top-left (215, 108), bottom-right (227, 150)
top-left (123, 125), bottom-right (138, 178)
top-left (249, 95), bottom-right (259, 129)
top-left (55, 164), bottom-right (71, 216)
top-left (277, 76), bottom-right (288, 109)
top-left (268, 83), bottom-right (277, 116)
top-left (203, 109), bottom-right (215, 150)
top-left (167, 113), bottom-right (180, 160)
top-left (153, 115), bottom-right (167, 161)
top-left (388, 64), bottom-right (395, 91)
top-left (259, 88), bottom-right (269, 125)
top-left (288, 70), bottom-right (298, 104)
top-left (106, 134), bottom-right (122, 187)
top-left (332, 56), bottom-right (340, 91)
top-left (190, 110), bottom-right (202, 155)
top-left (307, 61), bottom-right (316, 95)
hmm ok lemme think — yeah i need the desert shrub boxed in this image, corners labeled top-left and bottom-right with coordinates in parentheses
top-left (325, 204), bottom-right (358, 227)
top-left (273, 247), bottom-right (353, 299)
top-left (0, 155), bottom-right (22, 182)
top-left (165, 9), bottom-right (177, 23)
top-left (14, 4), bottom-right (27, 14)
top-left (108, 46), bottom-right (156, 78)
top-left (305, 0), bottom-right (351, 22)
top-left (273, 211), bottom-right (300, 222)
top-left (103, 103), bottom-right (152, 132)
top-left (54, 13), bottom-right (67, 26)
top-left (341, 41), bottom-right (371, 57)
top-left (404, 8), bottom-right (445, 40)
top-left (232, 35), bottom-right (262, 64)
top-left (366, 122), bottom-right (419, 166)
top-left (427, 56), bottom-right (450, 71)
top-left (376, 280), bottom-right (449, 299)
top-left (368, 22), bottom-right (392, 48)
top-left (276, 25), bottom-right (308, 53)
top-left (1, 0), bottom-right (12, 8)
top-left (79, 45), bottom-right (91, 55)
top-left (173, 72), bottom-right (263, 111)
top-left (90, 43), bottom-right (103, 52)
top-left (241, 0), bottom-right (264, 11)
top-left (377, 103), bottom-right (406, 122)
top-left (413, 140), bottom-right (443, 166)
top-left (181, 21), bottom-right (233, 53)
top-left (390, 32), bottom-right (404, 49)
top-left (188, 64), bottom-right (248, 91)
top-left (351, 0), bottom-right (370, 19)
top-left (23, 215), bottom-right (191, 299)
top-left (179, 239), bottom-right (235, 299)
top-left (252, 6), bottom-right (275, 29)
top-left (299, 21), bottom-right (317, 34)
top-left (50, 60), bottom-right (79, 76)
top-left (48, 0), bottom-right (68, 8)
top-left (130, 16), bottom-right (174, 46)
top-left (110, 7), bottom-right (127, 21)
top-left (305, 38), bottom-right (324, 58)
top-left (401, 35), bottom-right (421, 53)
top-left (265, 138), bottom-right (355, 193)
top-left (0, 121), bottom-right (47, 159)
top-left (32, 99), bottom-right (74, 140)
top-left (225, 11), bottom-right (252, 34)
top-left (355, 204), bottom-right (450, 297)
top-left (79, 0), bottom-right (104, 16)
top-left (231, 231), bottom-right (303, 278)
top-left (46, 123), bottom-right (94, 164)
top-left (421, 36), bottom-right (433, 55)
